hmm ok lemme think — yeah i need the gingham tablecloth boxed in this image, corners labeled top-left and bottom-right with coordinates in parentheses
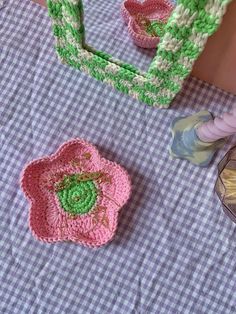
top-left (1, 1), bottom-right (236, 313)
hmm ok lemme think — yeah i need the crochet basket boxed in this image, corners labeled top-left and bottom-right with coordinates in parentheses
top-left (47, 0), bottom-right (231, 108)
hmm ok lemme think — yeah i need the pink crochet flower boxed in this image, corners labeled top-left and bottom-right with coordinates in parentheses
top-left (21, 139), bottom-right (131, 247)
top-left (121, 0), bottom-right (174, 48)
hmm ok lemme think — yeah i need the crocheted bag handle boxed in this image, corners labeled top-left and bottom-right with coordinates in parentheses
top-left (47, 0), bottom-right (231, 107)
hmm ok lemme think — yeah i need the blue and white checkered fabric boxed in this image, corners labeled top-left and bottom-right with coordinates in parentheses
top-left (1, 1), bottom-right (236, 313)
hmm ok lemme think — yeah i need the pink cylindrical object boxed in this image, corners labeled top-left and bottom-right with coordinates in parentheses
top-left (197, 106), bottom-right (236, 142)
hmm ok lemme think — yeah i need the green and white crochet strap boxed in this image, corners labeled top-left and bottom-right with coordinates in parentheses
top-left (47, 0), bottom-right (231, 108)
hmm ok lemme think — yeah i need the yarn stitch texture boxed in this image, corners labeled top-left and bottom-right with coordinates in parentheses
top-left (47, 0), bottom-right (231, 107)
top-left (21, 139), bottom-right (131, 247)
top-left (121, 0), bottom-right (174, 49)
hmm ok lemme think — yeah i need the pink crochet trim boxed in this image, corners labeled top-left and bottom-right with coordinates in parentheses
top-left (21, 139), bottom-right (131, 247)
top-left (121, 0), bottom-right (174, 48)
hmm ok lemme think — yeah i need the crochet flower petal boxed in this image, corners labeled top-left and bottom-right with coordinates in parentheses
top-left (121, 0), bottom-right (173, 48)
top-left (21, 139), bottom-right (131, 247)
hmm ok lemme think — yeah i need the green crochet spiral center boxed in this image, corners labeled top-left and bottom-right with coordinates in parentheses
top-left (147, 21), bottom-right (166, 37)
top-left (57, 175), bottom-right (97, 215)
